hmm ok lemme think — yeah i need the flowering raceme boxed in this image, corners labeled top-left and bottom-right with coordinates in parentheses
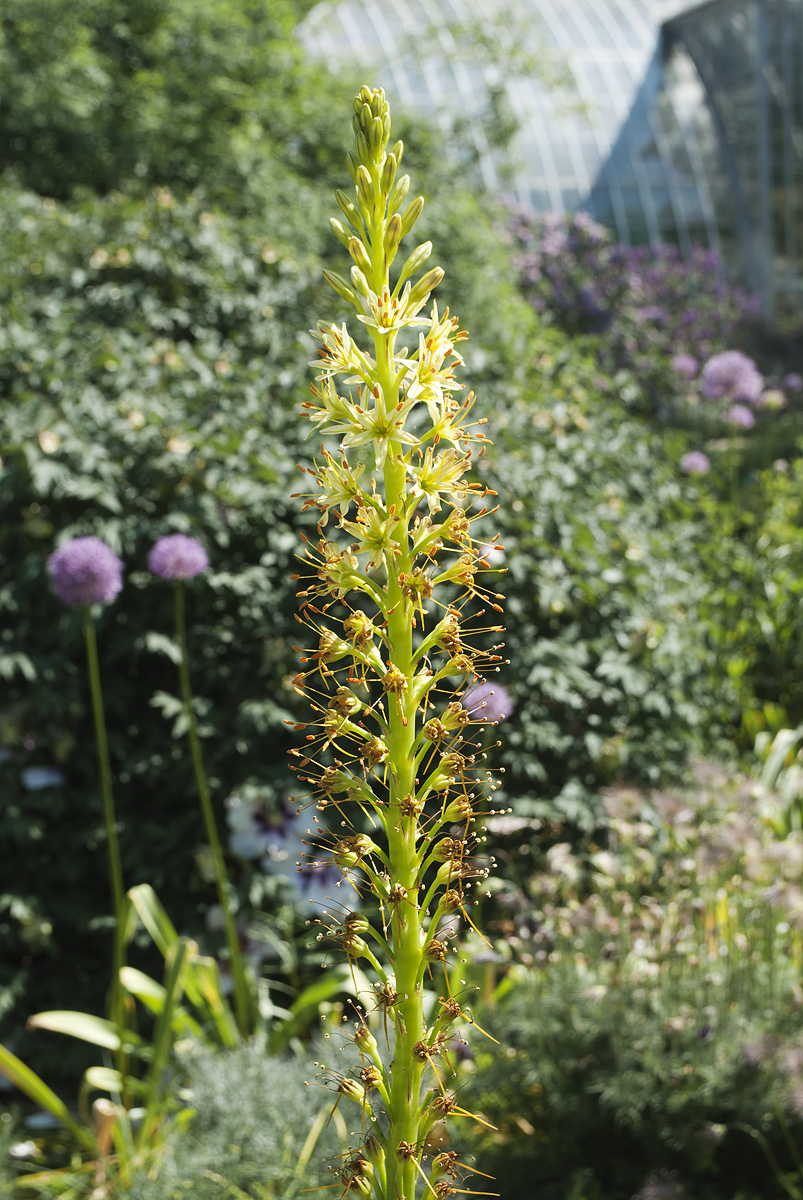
top-left (48, 537), bottom-right (123, 606)
top-left (291, 86), bottom-right (507, 1200)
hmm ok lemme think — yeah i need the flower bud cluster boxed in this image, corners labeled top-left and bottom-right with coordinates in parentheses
top-left (291, 86), bottom-right (507, 1200)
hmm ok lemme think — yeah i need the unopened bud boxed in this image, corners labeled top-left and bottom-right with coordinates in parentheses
top-left (356, 165), bottom-right (374, 209)
top-left (399, 241), bottom-right (433, 282)
top-left (383, 213), bottom-right (403, 259)
top-left (350, 266), bottom-right (370, 296)
top-left (380, 153), bottom-right (398, 195)
top-left (329, 217), bottom-right (352, 249)
top-left (348, 236), bottom-right (372, 275)
top-left (323, 270), bottom-right (358, 306)
top-left (408, 266), bottom-right (445, 308)
top-left (336, 189), bottom-right (361, 227)
top-left (369, 115), bottom-right (385, 156)
top-left (399, 195), bottom-right (425, 236)
top-left (356, 130), bottom-right (371, 167)
top-left (388, 173), bottom-right (411, 212)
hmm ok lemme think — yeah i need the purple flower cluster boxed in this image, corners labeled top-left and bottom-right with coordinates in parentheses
top-left (681, 451), bottom-right (710, 476)
top-left (700, 351), bottom-right (763, 404)
top-left (461, 680), bottom-right (513, 723)
top-left (148, 534), bottom-right (208, 580)
top-left (727, 403), bottom-right (755, 429)
top-left (48, 537), bottom-right (123, 606)
top-left (504, 204), bottom-right (761, 413)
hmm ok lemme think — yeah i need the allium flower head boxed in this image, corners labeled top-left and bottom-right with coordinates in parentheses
top-left (681, 451), bottom-right (710, 475)
top-left (700, 350), bottom-right (763, 404)
top-left (461, 680), bottom-right (513, 722)
top-left (727, 403), bottom-right (755, 429)
top-left (48, 537), bottom-right (123, 606)
top-left (148, 534), bottom-right (208, 580)
top-left (783, 373), bottom-right (802, 393)
top-left (671, 353), bottom-right (698, 380)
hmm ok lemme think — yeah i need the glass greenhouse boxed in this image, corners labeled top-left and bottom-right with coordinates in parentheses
top-left (303, 0), bottom-right (803, 316)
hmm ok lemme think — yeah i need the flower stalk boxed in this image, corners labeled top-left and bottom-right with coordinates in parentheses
top-left (174, 579), bottom-right (252, 1036)
top-left (292, 87), bottom-right (507, 1200)
top-left (83, 605), bottom-right (127, 1069)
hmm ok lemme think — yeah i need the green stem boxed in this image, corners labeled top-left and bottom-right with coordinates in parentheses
top-left (83, 606), bottom-right (126, 1074)
top-left (174, 580), bottom-right (251, 1037)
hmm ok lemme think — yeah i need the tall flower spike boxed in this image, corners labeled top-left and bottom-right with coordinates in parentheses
top-left (293, 87), bottom-right (507, 1200)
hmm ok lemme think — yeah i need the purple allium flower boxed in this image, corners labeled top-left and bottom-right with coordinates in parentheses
top-left (671, 353), bottom-right (698, 379)
top-left (461, 680), bottom-right (513, 723)
top-left (48, 537), bottom-right (123, 606)
top-left (681, 451), bottom-right (710, 475)
top-left (700, 351), bottom-right (763, 404)
top-left (783, 373), bottom-right (802, 393)
top-left (148, 534), bottom-right (208, 580)
top-left (727, 403), bottom-right (755, 429)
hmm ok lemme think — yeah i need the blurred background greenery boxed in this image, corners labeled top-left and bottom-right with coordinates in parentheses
top-left (3, 2), bottom-right (803, 1198)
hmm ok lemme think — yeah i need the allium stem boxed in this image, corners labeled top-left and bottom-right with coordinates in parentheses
top-left (83, 606), bottom-right (126, 1064)
top-left (174, 580), bottom-right (251, 1036)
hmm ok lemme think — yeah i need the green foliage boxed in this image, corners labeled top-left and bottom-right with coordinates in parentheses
top-left (481, 335), bottom-right (734, 828)
top-left (463, 765), bottom-right (803, 1200)
top-left (0, 183), bottom-right (316, 1074)
top-left (695, 458), bottom-right (803, 738)
top-left (126, 1039), bottom-right (349, 1200)
top-left (0, 0), bottom-right (336, 203)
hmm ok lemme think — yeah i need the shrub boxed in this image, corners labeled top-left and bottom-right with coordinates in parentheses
top-left (479, 334), bottom-right (735, 830)
top-left (463, 764), bottom-right (803, 1200)
top-left (0, 184), bottom-right (316, 1077)
top-left (125, 1040), bottom-right (351, 1200)
top-left (505, 207), bottom-right (759, 414)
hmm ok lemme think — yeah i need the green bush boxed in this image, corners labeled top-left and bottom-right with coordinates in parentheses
top-left (126, 1040), bottom-right (350, 1200)
top-left (463, 765), bottom-right (803, 1200)
top-left (0, 184), bottom-right (317, 1078)
top-left (481, 336), bottom-right (735, 829)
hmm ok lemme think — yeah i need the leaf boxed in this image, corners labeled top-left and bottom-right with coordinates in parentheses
top-left (0, 1043), bottom-right (96, 1152)
top-left (28, 1011), bottom-right (122, 1050)
top-left (143, 631), bottom-right (182, 664)
top-left (126, 884), bottom-right (179, 958)
top-left (28, 1010), bottom-right (145, 1053)
top-left (120, 966), bottom-right (166, 1013)
top-left (187, 956), bottom-right (239, 1048)
top-left (82, 1066), bottom-right (149, 1099)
